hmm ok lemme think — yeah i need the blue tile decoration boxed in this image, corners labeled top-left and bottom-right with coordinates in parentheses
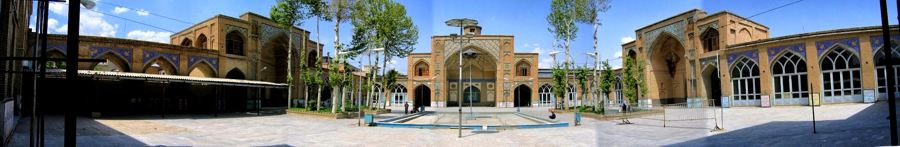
top-left (700, 57), bottom-right (717, 67)
top-left (697, 21), bottom-right (719, 37)
top-left (90, 46), bottom-right (133, 63)
top-left (767, 43), bottom-right (806, 62)
top-left (188, 55), bottom-right (219, 70)
top-left (225, 24), bottom-right (248, 39)
top-left (644, 20), bottom-right (686, 57)
top-left (816, 38), bottom-right (860, 57)
top-left (870, 35), bottom-right (900, 51)
top-left (615, 73), bottom-right (622, 78)
top-left (261, 23), bottom-right (304, 49)
top-left (442, 39), bottom-right (501, 64)
top-left (142, 51), bottom-right (180, 66)
top-left (37, 44), bottom-right (68, 56)
top-left (727, 50), bottom-right (759, 67)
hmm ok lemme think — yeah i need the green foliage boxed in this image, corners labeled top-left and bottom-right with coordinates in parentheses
top-left (352, 0), bottom-right (419, 62)
top-left (547, 0), bottom-right (588, 42)
top-left (383, 69), bottom-right (400, 91)
top-left (582, 0), bottom-right (612, 25)
top-left (598, 61), bottom-right (615, 96)
top-left (270, 0), bottom-right (309, 30)
top-left (328, 58), bottom-right (345, 86)
top-left (342, 27), bottom-right (369, 59)
top-left (622, 56), bottom-right (648, 104)
top-left (550, 63), bottom-right (568, 99)
top-left (303, 0), bottom-right (332, 21)
top-left (574, 65), bottom-right (591, 96)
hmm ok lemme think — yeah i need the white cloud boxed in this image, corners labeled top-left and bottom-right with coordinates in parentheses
top-left (530, 47), bottom-right (544, 54)
top-left (533, 43), bottom-right (540, 47)
top-left (112, 7), bottom-right (130, 14)
top-left (614, 51), bottom-right (622, 58)
top-left (386, 59), bottom-right (398, 71)
top-left (48, 1), bottom-right (67, 16)
top-left (126, 30), bottom-right (172, 43)
top-left (80, 9), bottom-right (118, 37)
top-left (47, 18), bottom-right (59, 30)
top-left (55, 24), bottom-right (68, 33)
top-left (136, 9), bottom-right (149, 16)
top-left (523, 43), bottom-right (529, 47)
top-left (621, 37), bottom-right (635, 43)
top-left (538, 58), bottom-right (554, 68)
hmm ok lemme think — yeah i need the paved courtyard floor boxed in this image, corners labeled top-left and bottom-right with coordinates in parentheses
top-left (8, 102), bottom-right (899, 146)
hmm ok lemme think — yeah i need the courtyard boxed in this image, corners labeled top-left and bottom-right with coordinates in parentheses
top-left (7, 102), bottom-right (897, 146)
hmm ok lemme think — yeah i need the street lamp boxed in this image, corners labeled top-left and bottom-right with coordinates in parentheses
top-left (357, 48), bottom-right (383, 127)
top-left (462, 49), bottom-right (477, 118)
top-left (446, 18), bottom-right (477, 138)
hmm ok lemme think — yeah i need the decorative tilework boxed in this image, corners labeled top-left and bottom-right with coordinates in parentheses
top-left (726, 50), bottom-right (759, 67)
top-left (442, 39), bottom-right (501, 64)
top-left (37, 44), bottom-right (68, 56)
top-left (644, 20), bottom-right (686, 57)
top-left (767, 43), bottom-right (806, 62)
top-left (411, 56), bottom-right (431, 65)
top-left (514, 56), bottom-right (534, 65)
top-left (697, 21), bottom-right (719, 36)
top-left (700, 57), bottom-right (717, 67)
top-left (624, 46), bottom-right (636, 56)
top-left (225, 24), bottom-right (248, 39)
top-left (615, 73), bottom-right (622, 78)
top-left (142, 51), bottom-right (180, 66)
top-left (260, 23), bottom-right (304, 49)
top-left (89, 46), bottom-right (133, 63)
top-left (816, 38), bottom-right (860, 57)
top-left (188, 55), bottom-right (219, 70)
top-left (869, 35), bottom-right (900, 51)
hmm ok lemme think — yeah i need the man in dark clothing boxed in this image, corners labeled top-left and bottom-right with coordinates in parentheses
top-left (549, 109), bottom-right (556, 119)
top-left (404, 103), bottom-right (409, 114)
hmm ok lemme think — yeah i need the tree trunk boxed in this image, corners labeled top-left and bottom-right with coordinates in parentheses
top-left (332, 85), bottom-right (340, 113)
top-left (316, 86), bottom-right (323, 111)
top-left (381, 56), bottom-right (388, 110)
top-left (287, 29), bottom-right (293, 108)
top-left (341, 87), bottom-right (347, 112)
top-left (336, 15), bottom-right (345, 112)
top-left (305, 87), bottom-right (310, 110)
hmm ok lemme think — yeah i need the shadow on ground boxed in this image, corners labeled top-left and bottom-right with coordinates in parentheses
top-left (666, 102), bottom-right (899, 147)
top-left (10, 115), bottom-right (147, 146)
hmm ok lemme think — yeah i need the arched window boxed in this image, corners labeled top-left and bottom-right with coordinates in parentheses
top-left (373, 84), bottom-right (383, 106)
top-left (615, 78), bottom-right (624, 105)
top-left (180, 38), bottom-right (192, 47)
top-left (567, 85), bottom-right (576, 106)
top-left (392, 85), bottom-right (408, 106)
top-left (415, 62), bottom-right (429, 76)
top-left (821, 46), bottom-right (861, 99)
top-left (196, 34), bottom-right (208, 48)
top-left (876, 41), bottom-right (900, 98)
top-left (539, 84), bottom-right (553, 107)
top-left (226, 31), bottom-right (244, 55)
top-left (772, 52), bottom-right (808, 100)
top-left (517, 61), bottom-right (530, 76)
top-left (731, 58), bottom-right (761, 104)
top-left (702, 29), bottom-right (720, 52)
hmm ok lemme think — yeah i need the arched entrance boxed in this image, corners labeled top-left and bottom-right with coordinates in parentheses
top-left (188, 61), bottom-right (217, 78)
top-left (514, 85), bottom-right (531, 107)
top-left (392, 85), bottom-right (409, 106)
top-left (463, 86), bottom-right (481, 105)
top-left (261, 34), bottom-right (290, 83)
top-left (414, 85), bottom-right (430, 107)
top-left (226, 68), bottom-right (246, 79)
top-left (444, 47), bottom-right (498, 107)
top-left (90, 52), bottom-right (130, 72)
top-left (702, 65), bottom-right (721, 106)
top-left (143, 57), bottom-right (177, 75)
top-left (649, 33), bottom-right (686, 102)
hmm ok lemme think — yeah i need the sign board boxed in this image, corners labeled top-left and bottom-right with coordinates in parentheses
top-left (721, 96), bottom-right (730, 108)
top-left (863, 89), bottom-right (876, 103)
top-left (809, 93), bottom-right (821, 106)
top-left (760, 95), bottom-right (771, 108)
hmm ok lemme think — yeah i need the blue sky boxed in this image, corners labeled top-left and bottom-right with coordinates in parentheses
top-left (33, 0), bottom-right (899, 73)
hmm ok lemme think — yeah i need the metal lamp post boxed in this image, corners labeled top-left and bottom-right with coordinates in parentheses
top-left (446, 18), bottom-right (477, 138)
top-left (575, 52), bottom-right (596, 108)
top-left (463, 50), bottom-right (477, 118)
top-left (358, 48), bottom-right (383, 126)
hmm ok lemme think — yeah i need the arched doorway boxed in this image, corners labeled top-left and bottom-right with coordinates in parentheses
top-left (649, 33), bottom-right (686, 102)
top-left (90, 52), bottom-right (130, 72)
top-left (414, 85), bottom-right (430, 107)
top-left (188, 61), bottom-right (217, 78)
top-left (538, 84), bottom-right (553, 107)
top-left (143, 57), bottom-right (177, 75)
top-left (226, 68), bottom-right (245, 79)
top-left (463, 86), bottom-right (481, 106)
top-left (730, 57), bottom-right (761, 106)
top-left (514, 85), bottom-right (531, 107)
top-left (875, 40), bottom-right (900, 100)
top-left (444, 47), bottom-right (498, 107)
top-left (820, 45), bottom-right (862, 103)
top-left (702, 66), bottom-right (721, 106)
top-left (261, 34), bottom-right (290, 83)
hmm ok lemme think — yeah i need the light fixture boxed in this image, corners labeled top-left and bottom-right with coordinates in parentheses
top-left (549, 51), bottom-right (559, 56)
top-left (60, 0), bottom-right (96, 9)
top-left (450, 33), bottom-right (458, 39)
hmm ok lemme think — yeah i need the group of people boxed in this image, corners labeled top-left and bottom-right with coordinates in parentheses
top-left (404, 103), bottom-right (421, 114)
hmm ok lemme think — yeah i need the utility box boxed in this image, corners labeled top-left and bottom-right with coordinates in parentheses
top-left (364, 114), bottom-right (373, 126)
top-left (575, 111), bottom-right (582, 125)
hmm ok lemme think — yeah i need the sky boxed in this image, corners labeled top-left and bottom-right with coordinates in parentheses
top-left (32, 0), bottom-right (900, 74)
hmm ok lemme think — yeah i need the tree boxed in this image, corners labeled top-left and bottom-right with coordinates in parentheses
top-left (270, 0), bottom-right (310, 108)
top-left (353, 0), bottom-right (419, 109)
top-left (574, 65), bottom-right (591, 110)
top-left (622, 56), bottom-right (647, 104)
top-left (596, 61), bottom-right (615, 113)
top-left (383, 69), bottom-right (401, 107)
top-left (550, 63), bottom-right (567, 109)
top-left (548, 0), bottom-right (587, 111)
top-left (580, 0), bottom-right (610, 113)
top-left (327, 0), bottom-right (356, 112)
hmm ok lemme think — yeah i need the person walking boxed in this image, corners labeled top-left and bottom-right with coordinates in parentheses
top-left (404, 102), bottom-right (409, 114)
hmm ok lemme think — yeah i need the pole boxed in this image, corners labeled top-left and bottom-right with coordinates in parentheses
top-left (458, 21), bottom-right (464, 138)
top-left (468, 61), bottom-right (472, 117)
top-left (883, 0), bottom-right (899, 144)
top-left (358, 60), bottom-right (362, 126)
top-left (65, 0), bottom-right (80, 146)
top-left (811, 83), bottom-right (816, 134)
top-left (215, 85), bottom-right (218, 117)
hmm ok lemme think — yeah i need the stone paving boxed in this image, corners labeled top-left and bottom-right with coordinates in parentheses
top-left (7, 102), bottom-right (899, 146)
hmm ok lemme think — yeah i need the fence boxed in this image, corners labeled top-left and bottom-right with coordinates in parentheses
top-left (604, 99), bottom-right (723, 131)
